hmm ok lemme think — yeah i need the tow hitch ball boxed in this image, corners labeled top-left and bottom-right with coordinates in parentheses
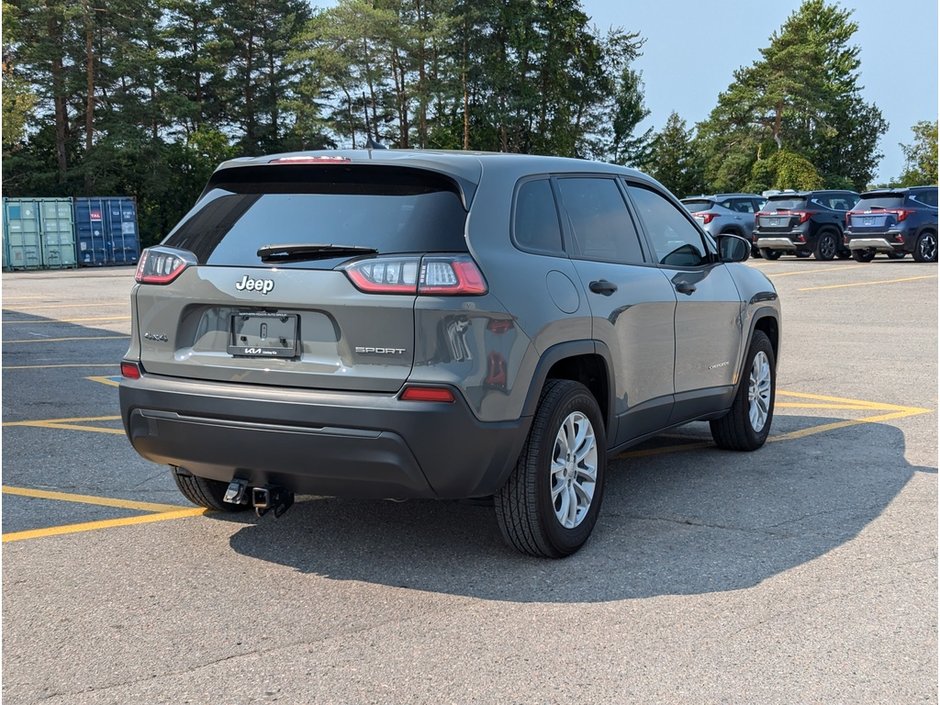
top-left (224, 479), bottom-right (294, 518)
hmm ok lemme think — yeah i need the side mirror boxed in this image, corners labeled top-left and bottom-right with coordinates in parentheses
top-left (717, 233), bottom-right (751, 262)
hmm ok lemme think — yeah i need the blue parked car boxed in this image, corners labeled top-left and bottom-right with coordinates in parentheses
top-left (844, 186), bottom-right (938, 262)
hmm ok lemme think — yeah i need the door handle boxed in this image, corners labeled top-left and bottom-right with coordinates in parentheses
top-left (675, 281), bottom-right (696, 295)
top-left (589, 280), bottom-right (618, 296)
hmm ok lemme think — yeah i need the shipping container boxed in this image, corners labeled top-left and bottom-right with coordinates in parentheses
top-left (2, 197), bottom-right (77, 270)
top-left (73, 196), bottom-right (140, 266)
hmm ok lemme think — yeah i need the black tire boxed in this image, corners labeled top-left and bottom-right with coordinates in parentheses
top-left (913, 232), bottom-right (938, 262)
top-left (795, 250), bottom-right (811, 258)
top-left (760, 249), bottom-right (781, 260)
top-left (852, 249), bottom-right (875, 263)
top-left (836, 249), bottom-right (852, 259)
top-left (495, 380), bottom-right (607, 558)
top-left (886, 251), bottom-right (905, 260)
top-left (709, 330), bottom-right (775, 451)
top-left (814, 231), bottom-right (837, 261)
top-left (172, 466), bottom-right (248, 512)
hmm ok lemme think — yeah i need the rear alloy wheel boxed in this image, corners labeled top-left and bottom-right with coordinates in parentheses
top-left (495, 380), bottom-right (606, 558)
top-left (852, 249), bottom-right (875, 263)
top-left (913, 232), bottom-right (938, 262)
top-left (814, 231), bottom-right (837, 261)
top-left (710, 330), bottom-right (775, 451)
top-left (172, 467), bottom-right (249, 512)
top-left (760, 249), bottom-right (781, 260)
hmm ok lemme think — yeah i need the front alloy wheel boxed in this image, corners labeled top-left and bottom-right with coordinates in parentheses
top-left (710, 330), bottom-right (776, 451)
top-left (747, 350), bottom-right (772, 433)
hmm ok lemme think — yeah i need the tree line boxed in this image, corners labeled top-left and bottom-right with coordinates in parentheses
top-left (2, 0), bottom-right (935, 246)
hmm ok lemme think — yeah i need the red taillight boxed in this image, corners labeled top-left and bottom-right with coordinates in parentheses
top-left (694, 212), bottom-right (717, 225)
top-left (269, 155), bottom-right (351, 164)
top-left (341, 255), bottom-right (487, 296)
top-left (136, 247), bottom-right (195, 285)
top-left (892, 209), bottom-right (914, 222)
top-left (120, 361), bottom-right (141, 379)
top-left (399, 386), bottom-right (455, 403)
top-left (792, 210), bottom-right (811, 224)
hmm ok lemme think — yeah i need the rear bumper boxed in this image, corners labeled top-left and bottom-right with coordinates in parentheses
top-left (755, 237), bottom-right (800, 251)
top-left (846, 236), bottom-right (907, 253)
top-left (120, 375), bottom-right (530, 500)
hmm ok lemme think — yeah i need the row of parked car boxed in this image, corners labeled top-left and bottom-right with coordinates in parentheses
top-left (682, 186), bottom-right (939, 263)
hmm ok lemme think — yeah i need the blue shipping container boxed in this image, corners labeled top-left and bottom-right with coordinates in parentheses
top-left (73, 197), bottom-right (140, 266)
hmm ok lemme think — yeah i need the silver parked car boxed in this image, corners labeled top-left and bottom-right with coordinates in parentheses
top-left (682, 193), bottom-right (766, 256)
top-left (119, 151), bottom-right (781, 557)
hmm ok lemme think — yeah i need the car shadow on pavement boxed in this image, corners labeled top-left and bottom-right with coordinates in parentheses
top-left (226, 416), bottom-right (934, 602)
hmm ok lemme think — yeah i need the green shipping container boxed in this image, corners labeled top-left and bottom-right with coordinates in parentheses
top-left (2, 197), bottom-right (77, 270)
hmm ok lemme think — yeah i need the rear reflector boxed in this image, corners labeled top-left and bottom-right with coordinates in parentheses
top-left (399, 386), bottom-right (456, 403)
top-left (121, 361), bottom-right (141, 379)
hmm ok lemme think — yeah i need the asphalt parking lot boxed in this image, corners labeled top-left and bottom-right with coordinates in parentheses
top-left (2, 258), bottom-right (937, 704)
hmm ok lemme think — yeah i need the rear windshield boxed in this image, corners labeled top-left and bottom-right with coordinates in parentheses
top-left (164, 165), bottom-right (468, 266)
top-left (765, 197), bottom-right (808, 210)
top-left (856, 195), bottom-right (906, 209)
top-left (682, 199), bottom-right (714, 213)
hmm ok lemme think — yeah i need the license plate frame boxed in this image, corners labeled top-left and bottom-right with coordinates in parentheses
top-left (227, 312), bottom-right (299, 359)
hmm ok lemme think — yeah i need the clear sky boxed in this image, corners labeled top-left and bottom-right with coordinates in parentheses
top-left (580, 0), bottom-right (938, 183)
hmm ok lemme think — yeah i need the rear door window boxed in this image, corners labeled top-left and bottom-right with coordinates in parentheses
top-left (556, 177), bottom-right (645, 265)
top-left (164, 165), bottom-right (468, 267)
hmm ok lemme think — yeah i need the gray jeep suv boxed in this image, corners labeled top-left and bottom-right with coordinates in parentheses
top-left (119, 150), bottom-right (781, 557)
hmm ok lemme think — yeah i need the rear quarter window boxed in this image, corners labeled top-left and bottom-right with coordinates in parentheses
top-left (512, 178), bottom-right (564, 255)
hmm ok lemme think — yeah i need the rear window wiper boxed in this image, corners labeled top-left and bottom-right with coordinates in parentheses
top-left (257, 243), bottom-right (379, 263)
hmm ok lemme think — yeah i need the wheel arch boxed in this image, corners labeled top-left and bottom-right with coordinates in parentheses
top-left (521, 341), bottom-right (615, 437)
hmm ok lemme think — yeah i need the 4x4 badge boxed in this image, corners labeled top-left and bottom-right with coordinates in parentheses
top-left (235, 275), bottom-right (275, 295)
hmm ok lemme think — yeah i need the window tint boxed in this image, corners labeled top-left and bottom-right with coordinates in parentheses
top-left (556, 178), bottom-right (644, 265)
top-left (857, 195), bottom-right (907, 209)
top-left (912, 190), bottom-right (938, 208)
top-left (682, 199), bottom-right (714, 213)
top-left (164, 167), bottom-right (468, 267)
top-left (626, 184), bottom-right (709, 267)
top-left (513, 179), bottom-right (563, 254)
top-left (730, 199), bottom-right (756, 213)
top-left (766, 196), bottom-right (809, 210)
top-left (827, 195), bottom-right (854, 211)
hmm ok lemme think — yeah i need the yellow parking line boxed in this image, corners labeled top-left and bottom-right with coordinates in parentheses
top-left (776, 402), bottom-right (879, 410)
top-left (769, 408), bottom-right (929, 441)
top-left (798, 275), bottom-right (936, 291)
top-left (3, 316), bottom-right (131, 324)
top-left (3, 415), bottom-right (124, 435)
top-left (769, 265), bottom-right (861, 277)
top-left (87, 375), bottom-right (121, 388)
top-left (2, 508), bottom-right (207, 543)
top-left (3, 302), bottom-right (127, 311)
top-left (2, 485), bottom-right (188, 513)
top-left (3, 363), bottom-right (117, 370)
top-left (4, 335), bottom-right (129, 343)
top-left (777, 390), bottom-right (928, 413)
top-left (4, 414), bottom-right (121, 424)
